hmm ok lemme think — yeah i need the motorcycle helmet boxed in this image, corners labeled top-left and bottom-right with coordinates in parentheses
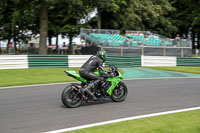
top-left (97, 50), bottom-right (107, 61)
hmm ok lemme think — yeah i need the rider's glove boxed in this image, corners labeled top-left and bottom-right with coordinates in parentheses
top-left (109, 73), bottom-right (115, 77)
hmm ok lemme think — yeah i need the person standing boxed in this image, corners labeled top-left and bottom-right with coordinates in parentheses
top-left (175, 34), bottom-right (181, 47)
top-left (186, 35), bottom-right (192, 47)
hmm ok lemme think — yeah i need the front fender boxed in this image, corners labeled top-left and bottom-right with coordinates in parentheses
top-left (106, 77), bottom-right (121, 95)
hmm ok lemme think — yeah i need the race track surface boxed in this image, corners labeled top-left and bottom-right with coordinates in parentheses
top-left (0, 78), bottom-right (200, 133)
top-left (122, 67), bottom-right (200, 79)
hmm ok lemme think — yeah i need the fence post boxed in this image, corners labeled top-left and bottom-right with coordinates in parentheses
top-left (181, 48), bottom-right (183, 57)
top-left (120, 47), bottom-right (123, 56)
top-left (163, 48), bottom-right (166, 56)
top-left (141, 47), bottom-right (144, 56)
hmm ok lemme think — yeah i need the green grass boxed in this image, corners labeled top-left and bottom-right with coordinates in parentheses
top-left (67, 109), bottom-right (200, 133)
top-left (0, 66), bottom-right (199, 87)
top-left (0, 68), bottom-right (79, 87)
top-left (146, 66), bottom-right (200, 74)
top-left (0, 67), bottom-right (123, 87)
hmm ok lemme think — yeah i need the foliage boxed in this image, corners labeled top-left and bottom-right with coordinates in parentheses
top-left (0, 0), bottom-right (200, 53)
top-left (0, 0), bottom-right (39, 50)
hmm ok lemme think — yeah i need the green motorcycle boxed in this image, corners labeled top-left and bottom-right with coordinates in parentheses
top-left (61, 66), bottom-right (128, 108)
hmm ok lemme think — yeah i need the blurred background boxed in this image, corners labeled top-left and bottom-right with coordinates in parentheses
top-left (0, 0), bottom-right (199, 56)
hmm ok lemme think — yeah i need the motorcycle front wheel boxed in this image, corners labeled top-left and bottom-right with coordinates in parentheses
top-left (111, 82), bottom-right (128, 102)
top-left (61, 85), bottom-right (83, 108)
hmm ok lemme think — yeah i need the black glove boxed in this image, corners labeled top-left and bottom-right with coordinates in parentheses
top-left (109, 73), bottom-right (115, 77)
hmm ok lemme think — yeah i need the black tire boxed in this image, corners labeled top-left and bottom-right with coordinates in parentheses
top-left (111, 82), bottom-right (128, 102)
top-left (61, 85), bottom-right (83, 108)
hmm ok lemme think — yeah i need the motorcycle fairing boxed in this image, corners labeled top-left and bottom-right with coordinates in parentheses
top-left (65, 70), bottom-right (87, 83)
top-left (106, 77), bottom-right (121, 95)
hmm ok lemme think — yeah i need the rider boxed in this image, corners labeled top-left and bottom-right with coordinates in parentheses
top-left (79, 50), bottom-right (112, 100)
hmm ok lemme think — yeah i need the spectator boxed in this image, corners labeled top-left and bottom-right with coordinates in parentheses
top-left (136, 32), bottom-right (140, 36)
top-left (161, 40), bottom-right (166, 46)
top-left (97, 37), bottom-right (102, 46)
top-left (129, 38), bottom-right (133, 47)
top-left (139, 32), bottom-right (144, 36)
top-left (175, 34), bottom-right (181, 47)
top-left (144, 33), bottom-right (150, 41)
top-left (186, 35), bottom-right (192, 47)
top-left (133, 32), bottom-right (138, 36)
top-left (104, 39), bottom-right (109, 46)
top-left (93, 29), bottom-right (96, 33)
top-left (123, 38), bottom-right (129, 47)
top-left (62, 42), bottom-right (66, 47)
top-left (145, 33), bottom-right (150, 38)
top-left (107, 32), bottom-right (111, 35)
top-left (175, 34), bottom-right (181, 40)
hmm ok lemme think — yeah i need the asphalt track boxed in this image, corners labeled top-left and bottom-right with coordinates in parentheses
top-left (0, 78), bottom-right (200, 133)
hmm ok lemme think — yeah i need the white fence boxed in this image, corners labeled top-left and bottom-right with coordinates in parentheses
top-left (0, 55), bottom-right (28, 69)
top-left (141, 55), bottom-right (176, 66)
top-left (68, 55), bottom-right (92, 67)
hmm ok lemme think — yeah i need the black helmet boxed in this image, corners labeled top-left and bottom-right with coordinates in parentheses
top-left (97, 50), bottom-right (107, 61)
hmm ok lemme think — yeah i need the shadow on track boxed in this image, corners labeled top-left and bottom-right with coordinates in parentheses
top-left (60, 98), bottom-right (113, 108)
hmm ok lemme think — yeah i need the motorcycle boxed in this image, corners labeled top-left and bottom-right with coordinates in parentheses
top-left (61, 66), bottom-right (128, 108)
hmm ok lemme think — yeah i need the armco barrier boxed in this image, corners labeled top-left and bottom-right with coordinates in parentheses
top-left (1, 55), bottom-right (200, 69)
top-left (142, 56), bottom-right (176, 66)
top-left (28, 55), bottom-right (68, 68)
top-left (177, 57), bottom-right (200, 66)
top-left (0, 55), bottom-right (28, 69)
top-left (105, 56), bottom-right (141, 67)
top-left (68, 55), bottom-right (91, 67)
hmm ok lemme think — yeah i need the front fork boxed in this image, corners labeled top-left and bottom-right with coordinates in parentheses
top-left (106, 78), bottom-right (121, 95)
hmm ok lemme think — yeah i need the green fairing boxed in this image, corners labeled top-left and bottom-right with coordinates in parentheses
top-left (106, 78), bottom-right (121, 95)
top-left (65, 69), bottom-right (123, 95)
top-left (106, 72), bottom-right (123, 95)
top-left (65, 70), bottom-right (87, 82)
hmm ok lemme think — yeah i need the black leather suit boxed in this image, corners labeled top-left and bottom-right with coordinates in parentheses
top-left (79, 55), bottom-right (110, 89)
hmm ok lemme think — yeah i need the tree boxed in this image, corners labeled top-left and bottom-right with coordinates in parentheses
top-left (39, 0), bottom-right (48, 54)
top-left (121, 0), bottom-right (175, 36)
top-left (0, 0), bottom-right (39, 52)
top-left (169, 0), bottom-right (200, 48)
top-left (86, 0), bottom-right (124, 29)
top-left (48, 0), bottom-right (92, 54)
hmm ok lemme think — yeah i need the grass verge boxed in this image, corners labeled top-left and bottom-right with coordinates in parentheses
top-left (0, 68), bottom-right (79, 87)
top-left (146, 66), bottom-right (200, 74)
top-left (0, 67), bottom-right (123, 87)
top-left (67, 109), bottom-right (200, 133)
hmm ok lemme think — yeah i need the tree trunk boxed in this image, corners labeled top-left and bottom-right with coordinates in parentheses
top-left (48, 36), bottom-right (52, 45)
top-left (6, 25), bottom-right (12, 53)
top-left (198, 32), bottom-right (200, 49)
top-left (39, 0), bottom-right (48, 55)
top-left (67, 33), bottom-right (73, 54)
top-left (13, 31), bottom-right (18, 52)
top-left (97, 8), bottom-right (101, 29)
top-left (56, 34), bottom-right (59, 51)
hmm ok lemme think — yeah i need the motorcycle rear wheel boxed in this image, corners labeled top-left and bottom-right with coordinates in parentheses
top-left (111, 82), bottom-right (128, 102)
top-left (61, 85), bottom-right (83, 108)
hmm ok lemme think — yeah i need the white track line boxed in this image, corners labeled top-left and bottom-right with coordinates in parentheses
top-left (44, 106), bottom-right (200, 133)
top-left (1, 77), bottom-right (200, 90)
